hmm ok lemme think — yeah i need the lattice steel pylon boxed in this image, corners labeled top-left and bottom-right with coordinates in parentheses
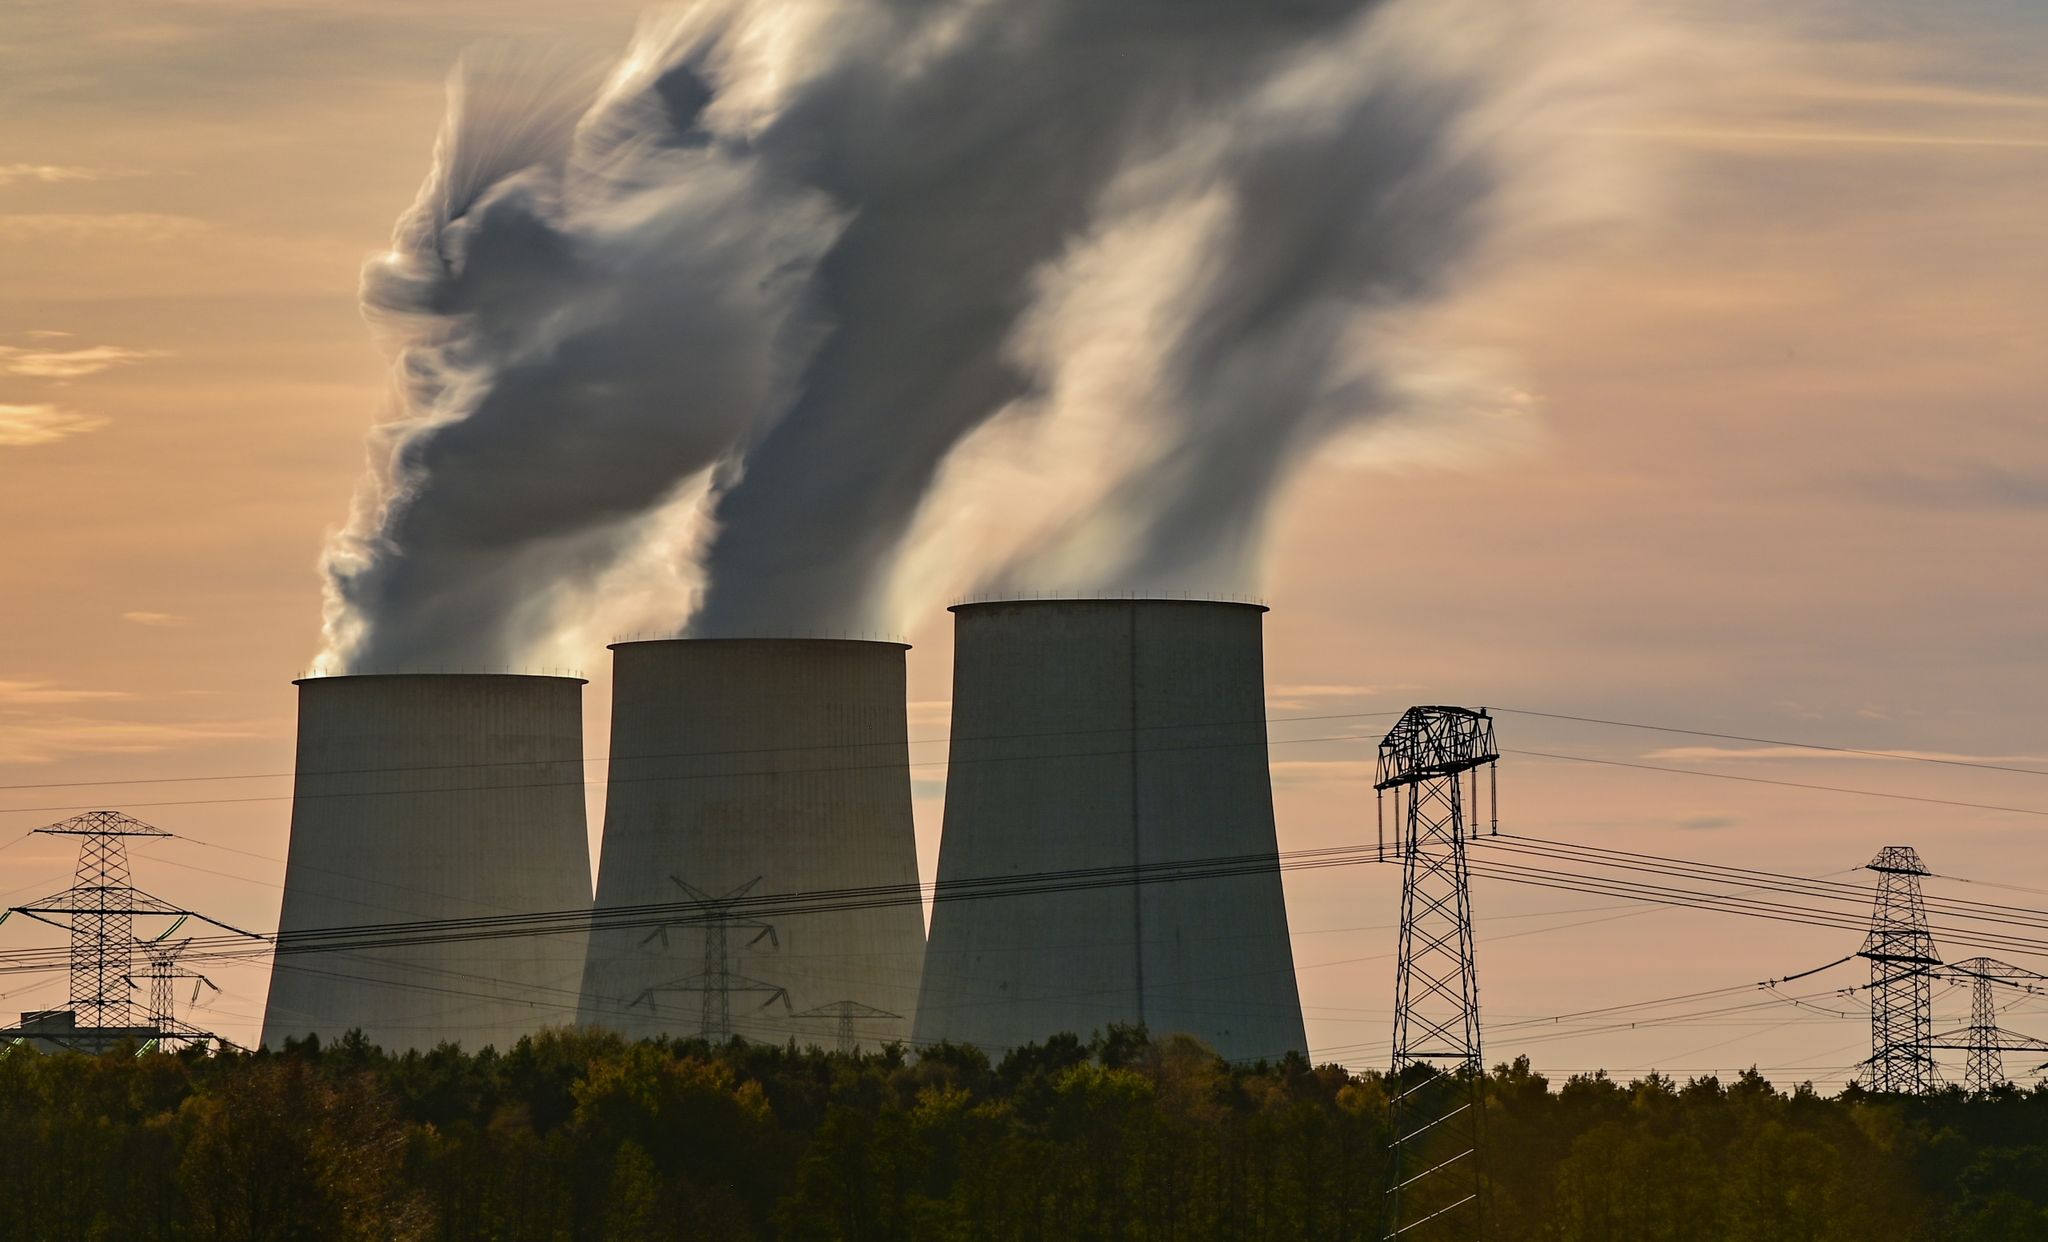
top-left (2, 811), bottom-right (177, 1027)
top-left (129, 936), bottom-right (222, 1052)
top-left (791, 1000), bottom-right (904, 1055)
top-left (1857, 846), bottom-right (1942, 1093)
top-left (632, 876), bottom-right (790, 1041)
top-left (1378, 707), bottom-right (1498, 1240)
top-left (1931, 958), bottom-right (2048, 1094)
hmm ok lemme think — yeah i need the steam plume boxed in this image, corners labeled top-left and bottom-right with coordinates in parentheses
top-left (322, 0), bottom-right (1658, 665)
top-left (320, 44), bottom-right (840, 672)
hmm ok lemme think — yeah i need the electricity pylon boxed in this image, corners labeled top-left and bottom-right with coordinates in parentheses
top-left (633, 876), bottom-right (790, 1040)
top-left (1378, 706), bottom-right (1498, 1240)
top-left (791, 1000), bottom-right (903, 1054)
top-left (1857, 846), bottom-right (1941, 1093)
top-left (0, 811), bottom-right (255, 1036)
top-left (1931, 958), bottom-right (2048, 1093)
top-left (127, 936), bottom-right (222, 1052)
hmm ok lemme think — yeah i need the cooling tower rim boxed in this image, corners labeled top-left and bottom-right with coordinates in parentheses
top-left (948, 594), bottom-right (1268, 615)
top-left (293, 672), bottom-right (588, 687)
top-left (608, 636), bottom-right (910, 652)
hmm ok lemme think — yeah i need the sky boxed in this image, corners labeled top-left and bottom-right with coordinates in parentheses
top-left (2, 0), bottom-right (2045, 1084)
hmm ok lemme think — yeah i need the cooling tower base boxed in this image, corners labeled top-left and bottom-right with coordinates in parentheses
top-left (261, 674), bottom-right (593, 1053)
top-left (579, 640), bottom-right (925, 1051)
top-left (914, 599), bottom-right (1306, 1063)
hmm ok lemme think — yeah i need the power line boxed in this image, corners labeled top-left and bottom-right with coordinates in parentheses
top-left (1492, 708), bottom-right (2048, 779)
top-left (1480, 836), bottom-right (2048, 929)
top-left (3, 709), bottom-right (2043, 828)
top-left (1461, 859), bottom-right (2048, 962)
top-left (0, 709), bottom-right (1399, 797)
top-left (1504, 748), bottom-right (2048, 819)
top-left (10, 829), bottom-right (2048, 990)
top-left (0, 841), bottom-right (1387, 975)
top-left (1319, 957), bottom-right (1881, 1063)
top-left (0, 727), bottom-right (1389, 820)
top-left (11, 830), bottom-right (2048, 978)
top-left (1490, 957), bottom-right (1857, 1032)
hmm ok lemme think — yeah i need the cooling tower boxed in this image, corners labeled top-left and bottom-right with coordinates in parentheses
top-left (578, 640), bottom-right (925, 1049)
top-left (261, 674), bottom-right (593, 1053)
top-left (914, 599), bottom-right (1307, 1062)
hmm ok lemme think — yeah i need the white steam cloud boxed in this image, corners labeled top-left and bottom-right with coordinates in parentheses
top-left (320, 0), bottom-right (1668, 669)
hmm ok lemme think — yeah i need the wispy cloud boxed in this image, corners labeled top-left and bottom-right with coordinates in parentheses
top-left (121, 612), bottom-right (186, 628)
top-left (1597, 124), bottom-right (2048, 151)
top-left (1269, 683), bottom-right (1382, 698)
top-left (1784, 80), bottom-right (2048, 111)
top-left (0, 213), bottom-right (203, 242)
top-left (0, 343), bottom-right (168, 379)
top-left (1646, 745), bottom-right (2048, 767)
top-left (0, 164), bottom-right (110, 186)
top-left (0, 716), bottom-right (264, 765)
top-left (1267, 684), bottom-right (1394, 711)
top-left (1603, 66), bottom-right (2048, 157)
top-left (1676, 813), bottom-right (1739, 831)
top-left (0, 680), bottom-right (134, 706)
top-left (0, 403), bottom-right (110, 447)
top-left (1863, 466), bottom-right (2048, 512)
top-left (1269, 759), bottom-right (1378, 784)
top-left (0, 686), bottom-right (271, 767)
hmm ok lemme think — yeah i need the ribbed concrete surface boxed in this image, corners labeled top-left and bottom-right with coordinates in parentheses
top-left (579, 640), bottom-right (924, 1049)
top-left (914, 599), bottom-right (1306, 1062)
top-left (262, 675), bottom-right (593, 1052)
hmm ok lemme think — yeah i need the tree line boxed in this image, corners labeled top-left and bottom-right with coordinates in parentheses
top-left (1, 1027), bottom-right (2043, 1240)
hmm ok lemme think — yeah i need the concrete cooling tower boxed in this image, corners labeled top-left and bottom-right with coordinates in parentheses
top-left (578, 640), bottom-right (925, 1050)
top-left (261, 674), bottom-right (593, 1053)
top-left (914, 598), bottom-right (1307, 1062)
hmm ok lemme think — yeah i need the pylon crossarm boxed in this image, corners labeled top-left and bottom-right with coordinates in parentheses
top-left (1941, 958), bottom-right (2048, 987)
top-left (179, 911), bottom-right (262, 938)
top-left (643, 974), bottom-right (786, 998)
top-left (1383, 1194), bottom-right (1478, 1238)
top-left (9, 910), bottom-right (71, 934)
top-left (1932, 1033), bottom-right (2048, 1053)
top-left (792, 1001), bottom-right (902, 1020)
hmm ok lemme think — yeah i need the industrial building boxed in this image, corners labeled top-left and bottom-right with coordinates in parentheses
top-left (914, 598), bottom-right (1307, 1062)
top-left (0, 1009), bottom-right (163, 1057)
top-left (261, 674), bottom-right (593, 1052)
top-left (578, 639), bottom-right (925, 1050)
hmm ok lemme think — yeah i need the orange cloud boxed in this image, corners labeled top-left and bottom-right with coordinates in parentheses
top-left (0, 344), bottom-right (168, 379)
top-left (0, 680), bottom-right (134, 706)
top-left (0, 403), bottom-right (109, 447)
top-left (0, 163), bottom-right (109, 185)
top-left (0, 715), bottom-right (266, 765)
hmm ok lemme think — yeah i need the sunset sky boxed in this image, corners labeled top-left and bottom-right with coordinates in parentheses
top-left (3, 0), bottom-right (2045, 1082)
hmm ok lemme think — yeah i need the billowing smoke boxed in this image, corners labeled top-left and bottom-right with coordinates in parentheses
top-left (319, 41), bottom-right (842, 672)
top-left (322, 0), bottom-right (1659, 665)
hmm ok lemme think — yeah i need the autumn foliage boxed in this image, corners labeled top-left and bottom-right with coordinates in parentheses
top-left (1, 1028), bottom-right (2042, 1240)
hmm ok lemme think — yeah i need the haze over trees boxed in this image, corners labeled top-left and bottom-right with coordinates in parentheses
top-left (1, 1028), bottom-right (2042, 1241)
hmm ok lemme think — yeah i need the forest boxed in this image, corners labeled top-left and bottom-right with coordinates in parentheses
top-left (2, 1027), bottom-right (2043, 1241)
